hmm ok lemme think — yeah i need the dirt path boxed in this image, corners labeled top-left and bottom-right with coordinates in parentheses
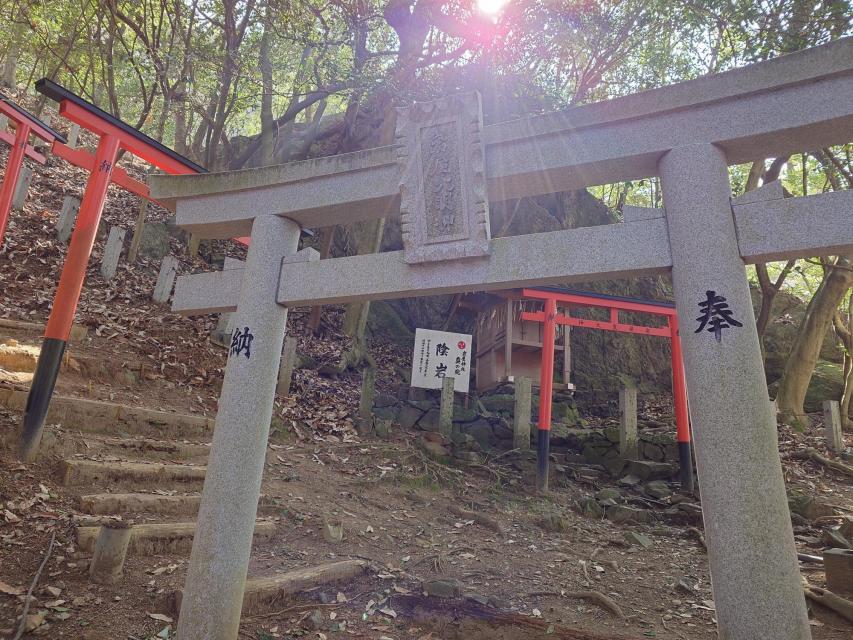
top-left (1, 398), bottom-right (851, 639)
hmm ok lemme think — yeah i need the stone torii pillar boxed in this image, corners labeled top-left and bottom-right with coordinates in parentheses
top-left (151, 40), bottom-right (853, 640)
top-left (659, 144), bottom-right (808, 640)
top-left (175, 215), bottom-right (300, 640)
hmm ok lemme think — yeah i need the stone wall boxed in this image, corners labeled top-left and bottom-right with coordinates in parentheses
top-left (372, 387), bottom-right (681, 476)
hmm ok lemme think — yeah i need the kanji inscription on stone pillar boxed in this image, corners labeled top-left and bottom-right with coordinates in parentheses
top-left (396, 91), bottom-right (491, 264)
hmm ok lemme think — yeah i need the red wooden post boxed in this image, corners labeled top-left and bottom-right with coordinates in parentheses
top-left (20, 134), bottom-right (121, 461)
top-left (0, 97), bottom-right (64, 246)
top-left (536, 296), bottom-right (557, 492)
top-left (669, 315), bottom-right (694, 492)
top-left (521, 287), bottom-right (690, 494)
top-left (0, 121), bottom-right (30, 246)
top-left (18, 79), bottom-right (206, 462)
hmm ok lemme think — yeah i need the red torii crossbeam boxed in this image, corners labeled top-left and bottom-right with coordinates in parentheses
top-left (0, 97), bottom-right (66, 246)
top-left (19, 79), bottom-right (206, 461)
top-left (519, 288), bottom-right (692, 493)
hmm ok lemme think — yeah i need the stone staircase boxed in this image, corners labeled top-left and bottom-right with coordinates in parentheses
top-left (49, 403), bottom-right (368, 615)
top-left (1, 381), bottom-right (370, 619)
top-left (0, 313), bottom-right (372, 621)
top-left (53, 418), bottom-right (275, 560)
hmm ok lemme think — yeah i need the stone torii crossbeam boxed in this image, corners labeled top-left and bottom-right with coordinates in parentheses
top-left (150, 38), bottom-right (853, 640)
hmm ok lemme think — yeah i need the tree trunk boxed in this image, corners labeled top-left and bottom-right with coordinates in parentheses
top-left (1, 37), bottom-right (19, 88)
top-left (307, 227), bottom-right (335, 335)
top-left (776, 256), bottom-right (853, 423)
top-left (842, 352), bottom-right (853, 430)
top-left (258, 12), bottom-right (275, 166)
top-left (341, 218), bottom-right (386, 346)
top-left (835, 297), bottom-right (853, 430)
top-left (334, 11), bottom-right (402, 354)
top-left (755, 261), bottom-right (796, 357)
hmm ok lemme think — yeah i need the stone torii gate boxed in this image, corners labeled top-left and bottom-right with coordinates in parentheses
top-left (150, 38), bottom-right (853, 640)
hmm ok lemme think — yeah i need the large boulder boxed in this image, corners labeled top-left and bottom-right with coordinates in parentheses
top-left (606, 505), bottom-right (654, 525)
top-left (373, 406), bottom-right (398, 423)
top-left (803, 360), bottom-right (844, 413)
top-left (397, 405), bottom-right (424, 430)
top-left (625, 460), bottom-right (674, 481)
top-left (462, 418), bottom-right (494, 449)
top-left (788, 493), bottom-right (835, 521)
top-left (418, 408), bottom-right (441, 432)
top-left (479, 394), bottom-right (515, 414)
top-left (366, 301), bottom-right (415, 349)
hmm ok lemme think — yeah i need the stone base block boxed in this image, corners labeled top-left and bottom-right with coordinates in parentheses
top-left (824, 548), bottom-right (853, 597)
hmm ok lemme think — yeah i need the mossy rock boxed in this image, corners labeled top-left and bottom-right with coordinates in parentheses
top-left (538, 513), bottom-right (570, 533)
top-left (803, 360), bottom-right (844, 413)
top-left (556, 402), bottom-right (582, 426)
top-left (452, 405), bottom-right (479, 423)
top-left (295, 353), bottom-right (318, 370)
top-left (479, 394), bottom-right (516, 413)
top-left (603, 427), bottom-right (620, 443)
top-left (640, 432), bottom-right (677, 445)
top-left (367, 301), bottom-right (415, 348)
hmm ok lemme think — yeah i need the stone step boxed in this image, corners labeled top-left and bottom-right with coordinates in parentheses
top-left (78, 492), bottom-right (282, 517)
top-left (0, 389), bottom-right (213, 440)
top-left (172, 560), bottom-right (369, 615)
top-left (60, 460), bottom-right (206, 488)
top-left (77, 520), bottom-right (276, 555)
top-left (92, 437), bottom-right (210, 460)
top-left (78, 492), bottom-right (202, 516)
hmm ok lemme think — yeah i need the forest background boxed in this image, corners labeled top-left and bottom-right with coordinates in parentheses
top-left (1, 0), bottom-right (852, 424)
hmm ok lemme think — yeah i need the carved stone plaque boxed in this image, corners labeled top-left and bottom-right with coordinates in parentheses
top-left (396, 92), bottom-right (491, 264)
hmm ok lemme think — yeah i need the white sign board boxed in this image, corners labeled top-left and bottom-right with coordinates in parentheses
top-left (411, 328), bottom-right (472, 393)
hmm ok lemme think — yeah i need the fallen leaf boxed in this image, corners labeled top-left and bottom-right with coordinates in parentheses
top-left (0, 580), bottom-right (24, 596)
top-left (3, 509), bottom-right (20, 523)
top-left (24, 611), bottom-right (46, 632)
top-left (147, 612), bottom-right (174, 623)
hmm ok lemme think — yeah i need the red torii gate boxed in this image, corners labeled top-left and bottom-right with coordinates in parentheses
top-left (19, 79), bottom-right (207, 461)
top-left (0, 96), bottom-right (66, 245)
top-left (519, 287), bottom-right (693, 493)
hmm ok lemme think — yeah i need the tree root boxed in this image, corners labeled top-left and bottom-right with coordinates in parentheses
top-left (448, 504), bottom-right (505, 535)
top-left (528, 590), bottom-right (625, 618)
top-left (792, 448), bottom-right (853, 477)
top-left (804, 586), bottom-right (853, 624)
top-left (410, 553), bottom-right (446, 573)
top-left (687, 526), bottom-right (706, 548)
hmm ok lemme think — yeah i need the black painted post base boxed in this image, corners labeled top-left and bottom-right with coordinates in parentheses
top-left (679, 441), bottom-right (695, 494)
top-left (536, 429), bottom-right (550, 493)
top-left (20, 337), bottom-right (66, 462)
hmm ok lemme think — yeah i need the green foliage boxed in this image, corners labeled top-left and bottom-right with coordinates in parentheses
top-left (1, 0), bottom-right (848, 171)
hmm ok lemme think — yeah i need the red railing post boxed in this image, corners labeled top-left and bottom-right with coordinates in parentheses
top-left (669, 315), bottom-right (694, 492)
top-left (0, 122), bottom-right (31, 246)
top-left (536, 297), bottom-right (557, 492)
top-left (20, 133), bottom-right (121, 461)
